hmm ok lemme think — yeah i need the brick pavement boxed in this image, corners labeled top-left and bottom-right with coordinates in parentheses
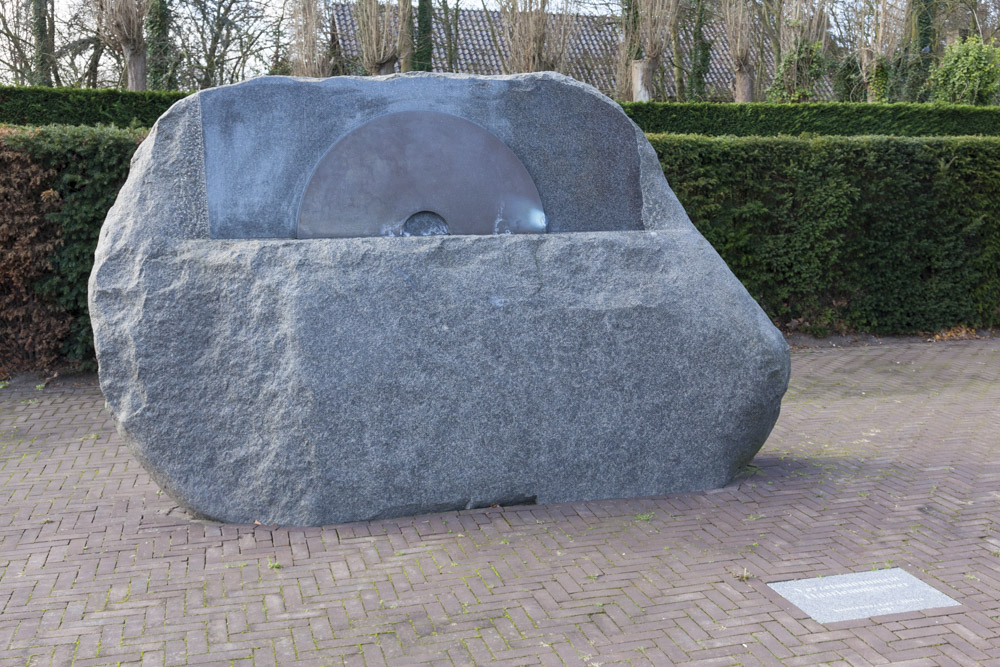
top-left (1, 339), bottom-right (999, 666)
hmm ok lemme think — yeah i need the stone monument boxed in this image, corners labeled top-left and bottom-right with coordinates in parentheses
top-left (88, 73), bottom-right (790, 526)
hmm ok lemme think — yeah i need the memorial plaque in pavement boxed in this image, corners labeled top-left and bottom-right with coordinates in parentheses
top-left (768, 568), bottom-right (960, 623)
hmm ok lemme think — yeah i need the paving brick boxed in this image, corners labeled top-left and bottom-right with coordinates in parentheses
top-left (3, 340), bottom-right (1000, 664)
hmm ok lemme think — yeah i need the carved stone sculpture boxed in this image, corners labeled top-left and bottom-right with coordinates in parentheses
top-left (89, 73), bottom-right (790, 525)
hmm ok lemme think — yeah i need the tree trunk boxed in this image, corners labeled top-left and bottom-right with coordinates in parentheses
top-left (124, 44), bottom-right (148, 90)
top-left (733, 62), bottom-right (755, 102)
top-left (669, 18), bottom-right (684, 101)
top-left (377, 58), bottom-right (397, 75)
top-left (30, 0), bottom-right (51, 86)
top-left (631, 58), bottom-right (656, 101)
top-left (147, 0), bottom-right (177, 89)
top-left (397, 0), bottom-right (414, 72)
top-left (864, 61), bottom-right (888, 103)
top-left (86, 40), bottom-right (104, 88)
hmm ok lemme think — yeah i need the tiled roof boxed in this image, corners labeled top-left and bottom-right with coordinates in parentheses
top-left (332, 4), bottom-right (831, 100)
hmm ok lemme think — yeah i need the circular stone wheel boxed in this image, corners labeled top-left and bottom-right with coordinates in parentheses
top-left (296, 111), bottom-right (547, 239)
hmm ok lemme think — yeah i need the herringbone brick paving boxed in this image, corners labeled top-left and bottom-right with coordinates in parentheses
top-left (2, 340), bottom-right (999, 666)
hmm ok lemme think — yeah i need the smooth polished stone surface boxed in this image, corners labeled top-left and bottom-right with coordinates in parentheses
top-left (296, 111), bottom-right (546, 238)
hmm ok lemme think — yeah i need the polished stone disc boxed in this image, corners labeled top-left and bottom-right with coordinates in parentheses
top-left (296, 111), bottom-right (546, 239)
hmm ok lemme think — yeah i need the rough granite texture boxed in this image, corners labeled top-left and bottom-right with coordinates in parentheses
top-left (89, 73), bottom-right (790, 526)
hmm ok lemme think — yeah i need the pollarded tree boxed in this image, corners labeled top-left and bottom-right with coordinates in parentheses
top-left (95, 0), bottom-right (148, 89)
top-left (398, 0), bottom-right (414, 71)
top-left (484, 0), bottom-right (578, 74)
top-left (355, 0), bottom-right (397, 74)
top-left (291, 0), bottom-right (326, 75)
top-left (721, 0), bottom-right (756, 101)
top-left (614, 0), bottom-right (641, 99)
top-left (629, 0), bottom-right (682, 100)
top-left (767, 0), bottom-right (831, 102)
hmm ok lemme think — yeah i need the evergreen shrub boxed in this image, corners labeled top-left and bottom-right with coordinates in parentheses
top-left (625, 101), bottom-right (1000, 136)
top-left (0, 85), bottom-right (186, 127)
top-left (650, 133), bottom-right (1000, 334)
top-left (0, 125), bottom-right (143, 373)
top-left (2, 125), bottom-right (999, 374)
top-left (929, 36), bottom-right (1000, 105)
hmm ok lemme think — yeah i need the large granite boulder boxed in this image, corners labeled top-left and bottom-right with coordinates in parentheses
top-left (89, 73), bottom-right (790, 526)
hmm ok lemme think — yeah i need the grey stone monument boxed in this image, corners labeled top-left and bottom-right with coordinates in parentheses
top-left (88, 73), bottom-right (790, 526)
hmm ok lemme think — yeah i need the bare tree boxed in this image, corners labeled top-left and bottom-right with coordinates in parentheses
top-left (783, 0), bottom-right (830, 51)
top-left (485, 0), bottom-right (577, 74)
top-left (355, 0), bottom-right (397, 74)
top-left (976, 0), bottom-right (1000, 41)
top-left (767, 0), bottom-right (831, 100)
top-left (722, 0), bottom-right (756, 101)
top-left (546, 0), bottom-right (577, 72)
top-left (95, 0), bottom-right (149, 89)
top-left (491, 0), bottom-right (547, 72)
top-left (613, 0), bottom-right (640, 98)
top-left (626, 0), bottom-right (680, 100)
top-left (174, 0), bottom-right (275, 88)
top-left (3, 0), bottom-right (118, 87)
top-left (57, 0), bottom-right (114, 87)
top-left (398, 0), bottom-right (414, 71)
top-left (757, 0), bottom-right (785, 69)
top-left (835, 0), bottom-right (908, 101)
top-left (0, 0), bottom-right (33, 83)
top-left (291, 0), bottom-right (326, 75)
top-left (436, 0), bottom-right (461, 71)
top-left (31, 0), bottom-right (55, 84)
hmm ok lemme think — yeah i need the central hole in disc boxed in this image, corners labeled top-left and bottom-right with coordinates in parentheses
top-left (403, 211), bottom-right (450, 236)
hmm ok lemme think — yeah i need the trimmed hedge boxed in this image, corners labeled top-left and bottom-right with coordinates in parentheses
top-left (0, 130), bottom-right (67, 377)
top-left (0, 85), bottom-right (187, 128)
top-left (2, 125), bottom-right (999, 374)
top-left (625, 101), bottom-right (1000, 136)
top-left (652, 133), bottom-right (1000, 334)
top-left (0, 125), bottom-right (143, 374)
top-left (4, 84), bottom-right (1000, 137)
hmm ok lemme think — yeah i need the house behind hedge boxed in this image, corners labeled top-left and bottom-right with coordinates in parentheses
top-left (329, 3), bottom-right (796, 100)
